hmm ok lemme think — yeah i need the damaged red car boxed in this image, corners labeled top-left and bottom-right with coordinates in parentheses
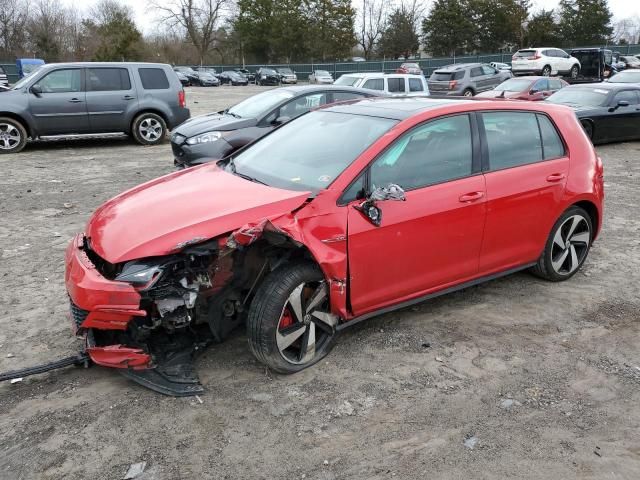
top-left (65, 97), bottom-right (604, 395)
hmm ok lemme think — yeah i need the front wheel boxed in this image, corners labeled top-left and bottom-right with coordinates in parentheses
top-left (247, 262), bottom-right (338, 374)
top-left (570, 65), bottom-right (579, 79)
top-left (462, 88), bottom-right (474, 97)
top-left (0, 117), bottom-right (27, 154)
top-left (542, 65), bottom-right (552, 76)
top-left (530, 206), bottom-right (593, 282)
top-left (132, 113), bottom-right (166, 146)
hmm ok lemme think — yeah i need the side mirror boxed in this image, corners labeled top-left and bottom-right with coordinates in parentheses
top-left (618, 100), bottom-right (630, 107)
top-left (273, 116), bottom-right (291, 125)
top-left (354, 184), bottom-right (406, 227)
top-left (30, 84), bottom-right (42, 97)
top-left (529, 89), bottom-right (539, 95)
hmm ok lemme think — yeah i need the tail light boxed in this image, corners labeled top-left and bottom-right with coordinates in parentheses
top-left (512, 55), bottom-right (517, 61)
top-left (528, 54), bottom-right (541, 60)
top-left (178, 89), bottom-right (186, 108)
top-left (449, 80), bottom-right (457, 90)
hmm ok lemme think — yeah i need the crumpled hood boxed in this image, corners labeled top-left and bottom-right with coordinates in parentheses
top-left (86, 164), bottom-right (310, 263)
top-left (173, 112), bottom-right (257, 138)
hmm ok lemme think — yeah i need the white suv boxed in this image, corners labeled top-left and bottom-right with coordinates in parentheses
top-left (333, 73), bottom-right (429, 96)
top-left (511, 48), bottom-right (581, 78)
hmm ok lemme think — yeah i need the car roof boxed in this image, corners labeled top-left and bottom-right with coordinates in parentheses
top-left (40, 62), bottom-right (171, 69)
top-left (565, 82), bottom-right (640, 91)
top-left (276, 85), bottom-right (381, 95)
top-left (434, 63), bottom-right (482, 71)
top-left (321, 97), bottom-right (470, 120)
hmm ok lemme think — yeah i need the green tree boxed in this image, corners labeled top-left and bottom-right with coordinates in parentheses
top-left (90, 0), bottom-right (142, 61)
top-left (472, 0), bottom-right (530, 52)
top-left (378, 7), bottom-right (419, 59)
top-left (308, 0), bottom-right (356, 61)
top-left (557, 0), bottom-right (613, 46)
top-left (422, 0), bottom-right (476, 57)
top-left (234, 0), bottom-right (276, 62)
top-left (525, 9), bottom-right (560, 47)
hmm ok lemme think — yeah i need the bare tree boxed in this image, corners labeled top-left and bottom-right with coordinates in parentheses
top-left (26, 0), bottom-right (76, 61)
top-left (0, 0), bottom-right (29, 58)
top-left (357, 0), bottom-right (387, 59)
top-left (612, 15), bottom-right (640, 44)
top-left (149, 0), bottom-right (231, 65)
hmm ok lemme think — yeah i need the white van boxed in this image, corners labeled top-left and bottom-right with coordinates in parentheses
top-left (334, 73), bottom-right (429, 96)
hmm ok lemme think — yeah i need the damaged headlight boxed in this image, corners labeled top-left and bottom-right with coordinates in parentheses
top-left (115, 258), bottom-right (176, 289)
top-left (186, 131), bottom-right (222, 145)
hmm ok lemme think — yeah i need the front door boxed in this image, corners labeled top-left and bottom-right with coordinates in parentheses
top-left (605, 90), bottom-right (640, 141)
top-left (86, 67), bottom-right (137, 132)
top-left (347, 114), bottom-right (487, 315)
top-left (29, 68), bottom-right (88, 135)
top-left (478, 111), bottom-right (569, 273)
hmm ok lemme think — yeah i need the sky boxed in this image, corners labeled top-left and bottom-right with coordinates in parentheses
top-left (63, 0), bottom-right (640, 34)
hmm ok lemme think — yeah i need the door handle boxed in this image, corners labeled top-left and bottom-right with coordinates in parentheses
top-left (458, 191), bottom-right (485, 203)
top-left (123, 95), bottom-right (136, 100)
top-left (68, 98), bottom-right (83, 103)
top-left (546, 173), bottom-right (566, 182)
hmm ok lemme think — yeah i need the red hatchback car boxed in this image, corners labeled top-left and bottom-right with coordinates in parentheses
top-left (65, 98), bottom-right (604, 395)
top-left (476, 76), bottom-right (568, 101)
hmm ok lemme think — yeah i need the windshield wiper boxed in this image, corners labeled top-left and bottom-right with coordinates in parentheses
top-left (224, 109), bottom-right (242, 119)
top-left (225, 158), bottom-right (267, 185)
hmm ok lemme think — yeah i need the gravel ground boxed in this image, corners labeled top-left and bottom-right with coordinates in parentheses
top-left (0, 85), bottom-right (639, 480)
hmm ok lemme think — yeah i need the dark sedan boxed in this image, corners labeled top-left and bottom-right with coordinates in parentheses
top-left (546, 83), bottom-right (640, 144)
top-left (174, 70), bottom-right (191, 86)
top-left (235, 68), bottom-right (255, 82)
top-left (171, 85), bottom-right (383, 168)
top-left (255, 67), bottom-right (280, 86)
top-left (219, 71), bottom-right (249, 86)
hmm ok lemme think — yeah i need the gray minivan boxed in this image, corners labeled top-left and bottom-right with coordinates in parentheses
top-left (0, 62), bottom-right (190, 154)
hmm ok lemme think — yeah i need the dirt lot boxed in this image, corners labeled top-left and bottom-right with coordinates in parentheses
top-left (0, 85), bottom-right (639, 480)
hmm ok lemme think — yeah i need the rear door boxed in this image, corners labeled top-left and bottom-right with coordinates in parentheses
top-left (479, 111), bottom-right (569, 273)
top-left (28, 68), bottom-right (88, 135)
top-left (347, 113), bottom-right (486, 314)
top-left (86, 67), bottom-right (137, 133)
top-left (481, 65), bottom-right (503, 90)
top-left (470, 66), bottom-right (485, 92)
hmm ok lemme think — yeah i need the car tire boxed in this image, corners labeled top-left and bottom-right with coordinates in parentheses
top-left (132, 112), bottom-right (167, 146)
top-left (581, 120), bottom-right (594, 140)
top-left (530, 206), bottom-right (593, 282)
top-left (0, 117), bottom-right (28, 154)
top-left (247, 261), bottom-right (338, 374)
top-left (570, 65), bottom-right (580, 78)
top-left (542, 65), bottom-right (552, 76)
top-left (462, 88), bottom-right (474, 97)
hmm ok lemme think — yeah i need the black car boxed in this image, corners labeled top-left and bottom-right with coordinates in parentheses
top-left (255, 67), bottom-right (280, 86)
top-left (174, 70), bottom-right (191, 86)
top-left (546, 83), bottom-right (640, 144)
top-left (174, 66), bottom-right (200, 85)
top-left (235, 68), bottom-right (255, 82)
top-left (218, 71), bottom-right (249, 86)
top-left (171, 85), bottom-right (383, 168)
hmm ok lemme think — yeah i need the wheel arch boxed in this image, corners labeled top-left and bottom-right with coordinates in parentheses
top-left (580, 118), bottom-right (595, 138)
top-left (572, 200), bottom-right (600, 239)
top-left (0, 112), bottom-right (32, 138)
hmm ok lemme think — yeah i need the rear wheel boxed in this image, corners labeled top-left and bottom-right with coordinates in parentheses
top-left (0, 117), bottom-right (27, 154)
top-left (132, 113), bottom-right (166, 146)
top-left (581, 120), bottom-right (594, 140)
top-left (542, 65), bottom-right (552, 76)
top-left (531, 206), bottom-right (593, 282)
top-left (462, 88), bottom-right (474, 97)
top-left (247, 261), bottom-right (338, 374)
top-left (570, 65), bottom-right (580, 78)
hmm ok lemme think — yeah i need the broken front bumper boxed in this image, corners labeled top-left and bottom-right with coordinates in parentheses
top-left (64, 234), bottom-right (151, 369)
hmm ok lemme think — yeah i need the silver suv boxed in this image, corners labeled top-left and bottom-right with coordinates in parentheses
top-left (427, 63), bottom-right (512, 97)
top-left (0, 62), bottom-right (190, 154)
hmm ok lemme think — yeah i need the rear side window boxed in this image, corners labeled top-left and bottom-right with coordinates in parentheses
top-left (387, 77), bottom-right (406, 93)
top-left (362, 78), bottom-right (383, 90)
top-left (537, 114), bottom-right (565, 159)
top-left (87, 68), bottom-right (131, 91)
top-left (549, 79), bottom-right (564, 90)
top-left (331, 92), bottom-right (367, 102)
top-left (409, 78), bottom-right (424, 92)
top-left (470, 67), bottom-right (483, 77)
top-left (139, 68), bottom-right (170, 90)
top-left (482, 112), bottom-right (542, 170)
top-left (454, 70), bottom-right (465, 80)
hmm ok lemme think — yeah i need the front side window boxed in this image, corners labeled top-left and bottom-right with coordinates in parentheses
top-left (334, 75), bottom-right (360, 86)
top-left (230, 111), bottom-right (397, 193)
top-left (87, 68), bottom-right (131, 91)
top-left (35, 69), bottom-right (81, 93)
top-left (482, 65), bottom-right (497, 75)
top-left (482, 112), bottom-right (542, 170)
top-left (409, 78), bottom-right (424, 92)
top-left (387, 77), bottom-right (406, 93)
top-left (139, 68), bottom-right (169, 89)
top-left (362, 78), bottom-right (384, 90)
top-left (532, 78), bottom-right (549, 91)
top-left (613, 90), bottom-right (640, 105)
top-left (370, 114), bottom-right (473, 191)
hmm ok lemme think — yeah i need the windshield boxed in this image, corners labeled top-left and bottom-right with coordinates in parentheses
top-left (227, 89), bottom-right (295, 118)
top-left (547, 88), bottom-right (609, 107)
top-left (495, 78), bottom-right (534, 92)
top-left (12, 67), bottom-right (44, 90)
top-left (262, 69), bottom-right (277, 75)
top-left (278, 68), bottom-right (293, 74)
top-left (609, 71), bottom-right (640, 83)
top-left (430, 72), bottom-right (455, 81)
top-left (315, 70), bottom-right (331, 76)
top-left (514, 50), bottom-right (537, 58)
top-left (334, 75), bottom-right (360, 86)
top-left (229, 111), bottom-right (397, 193)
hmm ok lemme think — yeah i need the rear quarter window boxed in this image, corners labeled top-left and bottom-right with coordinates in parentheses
top-left (409, 78), bottom-right (424, 92)
top-left (537, 114), bottom-right (565, 159)
top-left (139, 68), bottom-right (170, 90)
top-left (387, 77), bottom-right (406, 93)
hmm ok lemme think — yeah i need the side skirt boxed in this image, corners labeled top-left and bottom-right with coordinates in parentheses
top-left (336, 263), bottom-right (536, 332)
